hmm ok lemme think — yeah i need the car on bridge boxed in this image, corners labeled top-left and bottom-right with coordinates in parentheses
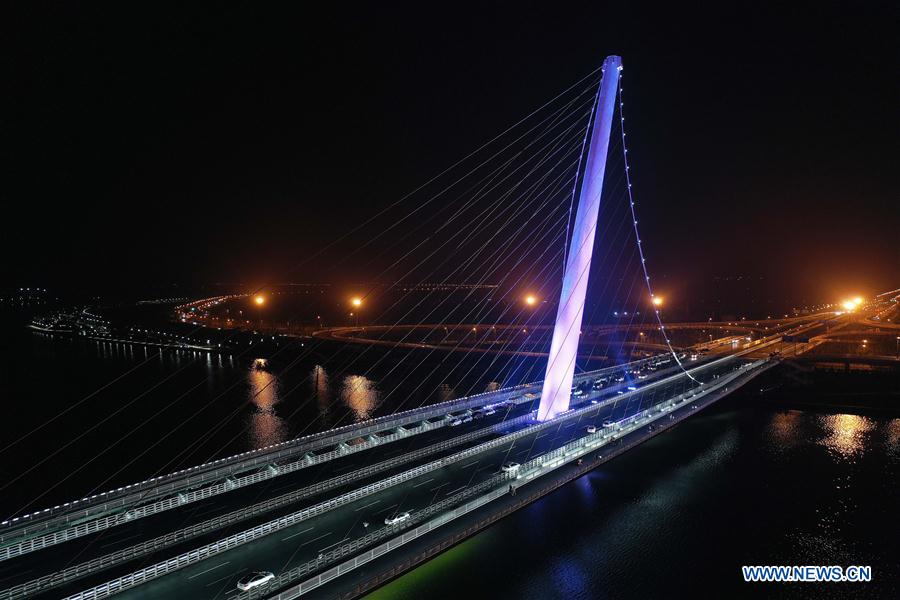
top-left (385, 512), bottom-right (411, 526)
top-left (602, 419), bottom-right (615, 427)
top-left (237, 571), bottom-right (275, 592)
top-left (586, 425), bottom-right (597, 433)
top-left (501, 461), bottom-right (521, 473)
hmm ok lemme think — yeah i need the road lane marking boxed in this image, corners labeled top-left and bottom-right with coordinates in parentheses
top-left (429, 482), bottom-right (449, 492)
top-left (412, 477), bottom-right (435, 488)
top-left (354, 499), bottom-right (382, 512)
top-left (460, 460), bottom-right (479, 469)
top-left (444, 485), bottom-right (466, 496)
top-left (205, 572), bottom-right (237, 586)
top-left (281, 526), bottom-right (315, 541)
top-left (373, 503), bottom-right (398, 515)
top-left (187, 561), bottom-right (230, 579)
top-left (298, 531), bottom-right (333, 547)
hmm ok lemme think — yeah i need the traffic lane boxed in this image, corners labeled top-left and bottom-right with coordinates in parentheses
top-left (112, 406), bottom-right (620, 598)
top-left (10, 407), bottom-right (540, 595)
top-left (19, 359), bottom-right (660, 569)
top-left (17, 407), bottom-right (537, 587)
top-left (75, 366), bottom-right (729, 598)
top-left (77, 356), bottom-right (716, 568)
top-left (116, 387), bottom-right (684, 600)
top-left (35, 365), bottom-right (728, 598)
top-left (218, 362), bottom-right (743, 595)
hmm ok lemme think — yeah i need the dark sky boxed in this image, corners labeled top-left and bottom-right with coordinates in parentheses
top-left (3, 1), bottom-right (897, 304)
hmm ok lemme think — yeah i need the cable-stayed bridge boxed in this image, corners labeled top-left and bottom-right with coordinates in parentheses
top-left (0, 56), bottom-right (882, 599)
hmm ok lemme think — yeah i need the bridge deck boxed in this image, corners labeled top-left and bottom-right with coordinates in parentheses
top-left (0, 353), bottom-right (774, 600)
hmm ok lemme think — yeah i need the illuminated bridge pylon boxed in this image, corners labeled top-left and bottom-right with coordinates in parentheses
top-left (538, 55), bottom-right (622, 421)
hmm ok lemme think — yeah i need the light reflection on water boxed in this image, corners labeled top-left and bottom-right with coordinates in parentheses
top-left (340, 374), bottom-right (380, 421)
top-left (886, 418), bottom-right (900, 460)
top-left (765, 409), bottom-right (803, 453)
top-left (246, 358), bottom-right (288, 448)
top-left (818, 413), bottom-right (875, 459)
top-left (313, 365), bottom-right (330, 417)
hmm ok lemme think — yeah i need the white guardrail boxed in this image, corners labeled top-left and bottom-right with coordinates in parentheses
top-left (0, 354), bottom-right (672, 552)
top-left (58, 356), bottom-right (747, 600)
top-left (258, 358), bottom-right (771, 599)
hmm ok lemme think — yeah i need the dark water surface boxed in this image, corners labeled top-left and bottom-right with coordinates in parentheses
top-left (366, 400), bottom-right (900, 599)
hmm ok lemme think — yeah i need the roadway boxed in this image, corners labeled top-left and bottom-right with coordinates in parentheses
top-left (0, 355), bottom-right (691, 584)
top-left (45, 357), bottom-right (747, 599)
top-left (1, 356), bottom-right (701, 598)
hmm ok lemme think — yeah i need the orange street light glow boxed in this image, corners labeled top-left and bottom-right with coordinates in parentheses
top-left (652, 296), bottom-right (663, 306)
top-left (852, 297), bottom-right (863, 306)
top-left (525, 295), bottom-right (537, 306)
top-left (254, 295), bottom-right (265, 305)
top-left (351, 297), bottom-right (362, 307)
top-left (841, 300), bottom-right (856, 311)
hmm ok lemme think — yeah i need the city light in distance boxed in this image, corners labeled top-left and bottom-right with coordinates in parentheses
top-left (841, 300), bottom-right (856, 311)
top-left (254, 295), bottom-right (265, 306)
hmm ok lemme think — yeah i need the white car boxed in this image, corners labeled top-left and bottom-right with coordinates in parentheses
top-left (501, 461), bottom-right (521, 473)
top-left (484, 409), bottom-right (496, 416)
top-left (237, 571), bottom-right (275, 591)
top-left (586, 425), bottom-right (597, 434)
top-left (384, 512), bottom-right (411, 526)
top-left (449, 419), bottom-right (462, 426)
top-left (602, 420), bottom-right (614, 427)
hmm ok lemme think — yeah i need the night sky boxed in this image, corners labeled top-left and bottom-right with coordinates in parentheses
top-left (3, 2), bottom-right (897, 304)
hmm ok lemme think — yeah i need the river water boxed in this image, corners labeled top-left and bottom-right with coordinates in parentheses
top-left (366, 397), bottom-right (900, 598)
top-left (1, 317), bottom-right (897, 597)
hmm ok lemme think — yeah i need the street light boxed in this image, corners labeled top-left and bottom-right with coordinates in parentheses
top-left (350, 297), bottom-right (362, 326)
top-left (525, 294), bottom-right (537, 306)
top-left (254, 295), bottom-right (265, 306)
top-left (652, 296), bottom-right (663, 307)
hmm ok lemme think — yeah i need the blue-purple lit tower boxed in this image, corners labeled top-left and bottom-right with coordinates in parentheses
top-left (538, 55), bottom-right (622, 421)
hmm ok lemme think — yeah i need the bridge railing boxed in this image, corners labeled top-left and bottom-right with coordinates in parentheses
top-left (1, 411), bottom-right (541, 599)
top-left (55, 358), bottom-right (725, 600)
top-left (2, 354), bottom-right (683, 561)
top-left (257, 357), bottom-right (771, 599)
top-left (244, 475), bottom-right (513, 599)
top-left (0, 353), bottom-right (670, 546)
